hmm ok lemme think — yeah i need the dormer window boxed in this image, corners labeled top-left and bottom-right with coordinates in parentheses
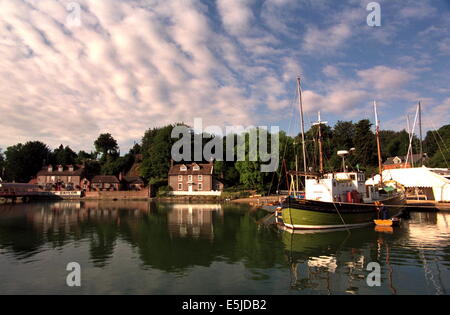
top-left (58, 165), bottom-right (63, 172)
top-left (180, 164), bottom-right (187, 171)
top-left (68, 165), bottom-right (74, 172)
top-left (48, 165), bottom-right (53, 172)
top-left (192, 163), bottom-right (200, 171)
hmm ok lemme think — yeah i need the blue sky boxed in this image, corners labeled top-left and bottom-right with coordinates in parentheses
top-left (0, 0), bottom-right (449, 152)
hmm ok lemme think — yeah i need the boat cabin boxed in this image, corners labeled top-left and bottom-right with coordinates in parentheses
top-left (305, 172), bottom-right (370, 203)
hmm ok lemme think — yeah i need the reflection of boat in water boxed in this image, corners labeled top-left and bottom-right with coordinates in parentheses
top-left (167, 204), bottom-right (223, 239)
top-left (281, 226), bottom-right (407, 294)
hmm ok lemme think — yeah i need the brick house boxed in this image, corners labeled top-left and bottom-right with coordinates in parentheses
top-left (90, 175), bottom-right (120, 191)
top-left (119, 173), bottom-right (145, 191)
top-left (384, 154), bottom-right (428, 170)
top-left (168, 162), bottom-right (223, 195)
top-left (36, 164), bottom-right (86, 191)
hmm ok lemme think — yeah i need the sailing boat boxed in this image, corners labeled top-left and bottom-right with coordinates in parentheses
top-left (279, 80), bottom-right (406, 230)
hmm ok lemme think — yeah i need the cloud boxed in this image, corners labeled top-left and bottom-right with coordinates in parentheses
top-left (216, 0), bottom-right (255, 37)
top-left (322, 65), bottom-right (340, 77)
top-left (303, 23), bottom-right (352, 53)
top-left (0, 0), bottom-right (293, 151)
top-left (357, 66), bottom-right (416, 91)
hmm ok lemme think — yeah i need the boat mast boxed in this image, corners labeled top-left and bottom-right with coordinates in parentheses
top-left (297, 77), bottom-right (307, 178)
top-left (312, 111), bottom-right (327, 174)
top-left (419, 101), bottom-right (423, 166)
top-left (373, 101), bottom-right (383, 186)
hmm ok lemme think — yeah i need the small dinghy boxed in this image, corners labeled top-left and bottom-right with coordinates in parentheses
top-left (374, 217), bottom-right (400, 227)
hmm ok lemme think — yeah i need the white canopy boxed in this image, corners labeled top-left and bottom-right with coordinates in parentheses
top-left (365, 166), bottom-right (450, 202)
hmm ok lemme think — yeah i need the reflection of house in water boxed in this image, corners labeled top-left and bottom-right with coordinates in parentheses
top-left (167, 204), bottom-right (223, 239)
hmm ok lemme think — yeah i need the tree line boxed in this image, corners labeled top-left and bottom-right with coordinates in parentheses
top-left (0, 122), bottom-right (448, 193)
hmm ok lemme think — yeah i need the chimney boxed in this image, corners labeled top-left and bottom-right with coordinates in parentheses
top-left (119, 172), bottom-right (123, 181)
top-left (170, 159), bottom-right (174, 167)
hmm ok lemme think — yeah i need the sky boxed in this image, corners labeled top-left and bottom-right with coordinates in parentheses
top-left (0, 0), bottom-right (449, 153)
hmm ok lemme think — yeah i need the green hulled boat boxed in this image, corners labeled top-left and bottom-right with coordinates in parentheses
top-left (281, 191), bottom-right (405, 230)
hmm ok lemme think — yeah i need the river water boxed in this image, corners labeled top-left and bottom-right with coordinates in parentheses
top-left (0, 201), bottom-right (448, 295)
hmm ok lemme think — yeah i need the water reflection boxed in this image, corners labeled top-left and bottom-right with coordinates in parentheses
top-left (282, 212), bottom-right (449, 295)
top-left (0, 201), bottom-right (449, 294)
top-left (167, 204), bottom-right (223, 239)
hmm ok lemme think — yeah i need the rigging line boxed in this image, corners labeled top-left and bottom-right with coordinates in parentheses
top-left (405, 104), bottom-right (419, 168)
top-left (321, 181), bottom-right (351, 234)
top-left (269, 89), bottom-right (298, 195)
top-left (430, 121), bottom-right (450, 154)
top-left (430, 127), bottom-right (449, 168)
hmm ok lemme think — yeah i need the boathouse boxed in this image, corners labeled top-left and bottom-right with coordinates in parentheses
top-left (367, 167), bottom-right (450, 202)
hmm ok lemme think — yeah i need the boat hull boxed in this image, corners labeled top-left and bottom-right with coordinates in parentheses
top-left (281, 194), bottom-right (405, 230)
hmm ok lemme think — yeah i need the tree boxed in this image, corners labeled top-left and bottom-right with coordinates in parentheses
top-left (4, 141), bottom-right (51, 182)
top-left (129, 143), bottom-right (141, 155)
top-left (101, 153), bottom-right (135, 176)
top-left (353, 119), bottom-right (376, 171)
top-left (424, 124), bottom-right (450, 168)
top-left (234, 129), bottom-right (270, 191)
top-left (76, 150), bottom-right (94, 164)
top-left (140, 125), bottom-right (177, 183)
top-left (0, 148), bottom-right (5, 179)
top-left (94, 133), bottom-right (119, 160)
top-left (53, 144), bottom-right (78, 165)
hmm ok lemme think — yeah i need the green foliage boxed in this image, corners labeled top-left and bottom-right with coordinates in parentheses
top-left (353, 119), bottom-right (376, 169)
top-left (234, 129), bottom-right (269, 191)
top-left (140, 125), bottom-right (176, 183)
top-left (424, 124), bottom-right (450, 168)
top-left (94, 133), bottom-right (119, 159)
top-left (101, 154), bottom-right (135, 176)
top-left (52, 144), bottom-right (77, 165)
top-left (76, 150), bottom-right (94, 164)
top-left (4, 141), bottom-right (51, 182)
top-left (156, 185), bottom-right (172, 197)
top-left (0, 148), bottom-right (4, 179)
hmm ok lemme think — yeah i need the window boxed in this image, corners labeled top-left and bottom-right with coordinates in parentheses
top-left (180, 165), bottom-right (187, 171)
top-left (188, 175), bottom-right (193, 182)
top-left (178, 175), bottom-right (183, 181)
top-left (198, 183), bottom-right (203, 191)
top-left (350, 174), bottom-right (356, 180)
top-left (193, 164), bottom-right (200, 171)
top-left (198, 175), bottom-right (203, 181)
top-left (178, 183), bottom-right (183, 190)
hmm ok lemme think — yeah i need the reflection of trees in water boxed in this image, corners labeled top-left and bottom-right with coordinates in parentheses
top-left (0, 202), bottom-right (287, 273)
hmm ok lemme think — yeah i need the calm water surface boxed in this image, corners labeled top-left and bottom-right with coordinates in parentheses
top-left (0, 201), bottom-right (448, 295)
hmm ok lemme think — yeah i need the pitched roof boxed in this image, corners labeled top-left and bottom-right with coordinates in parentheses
top-left (168, 163), bottom-right (213, 175)
top-left (91, 175), bottom-right (120, 183)
top-left (36, 165), bottom-right (85, 176)
top-left (384, 154), bottom-right (426, 165)
top-left (123, 176), bottom-right (144, 184)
